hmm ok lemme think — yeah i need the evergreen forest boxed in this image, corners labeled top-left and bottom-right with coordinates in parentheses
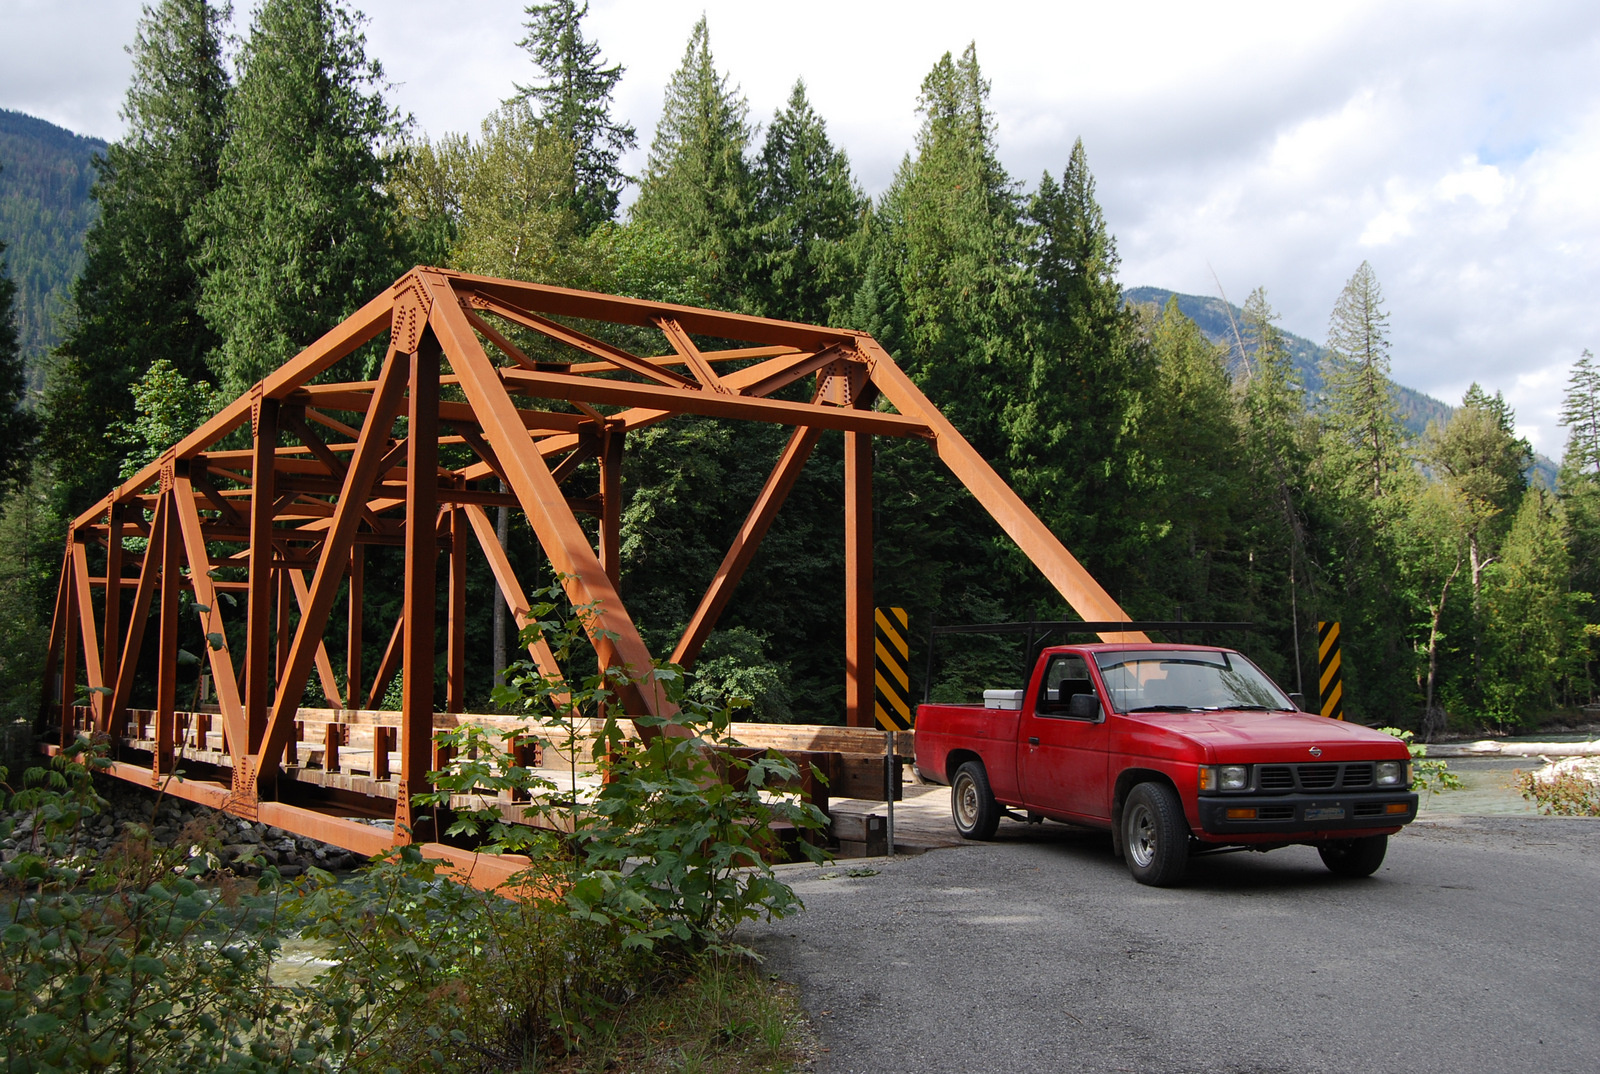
top-left (0, 110), bottom-right (104, 392)
top-left (1, 0), bottom-right (1597, 739)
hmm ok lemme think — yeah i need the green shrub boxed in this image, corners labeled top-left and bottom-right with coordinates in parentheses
top-left (1, 586), bottom-right (823, 1072)
top-left (1516, 766), bottom-right (1600, 816)
top-left (462, 583), bottom-right (827, 954)
top-left (1378, 726), bottom-right (1462, 793)
top-left (288, 845), bottom-right (634, 1071)
top-left (1, 739), bottom-right (316, 1073)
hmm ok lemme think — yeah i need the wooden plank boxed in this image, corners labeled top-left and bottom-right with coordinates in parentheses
top-left (727, 723), bottom-right (913, 756)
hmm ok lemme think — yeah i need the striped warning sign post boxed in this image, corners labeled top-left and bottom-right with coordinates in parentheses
top-left (874, 606), bottom-right (912, 731)
top-left (1318, 620), bottom-right (1344, 720)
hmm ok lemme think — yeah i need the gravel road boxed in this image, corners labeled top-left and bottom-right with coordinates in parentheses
top-left (743, 811), bottom-right (1600, 1074)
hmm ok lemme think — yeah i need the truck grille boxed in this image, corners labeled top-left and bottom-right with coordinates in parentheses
top-left (1257, 762), bottom-right (1376, 792)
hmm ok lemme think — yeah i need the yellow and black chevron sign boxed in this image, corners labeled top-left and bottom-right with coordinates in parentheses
top-left (874, 606), bottom-right (912, 731)
top-left (1318, 620), bottom-right (1344, 720)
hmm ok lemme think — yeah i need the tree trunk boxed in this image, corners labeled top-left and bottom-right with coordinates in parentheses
top-left (1423, 552), bottom-right (1464, 742)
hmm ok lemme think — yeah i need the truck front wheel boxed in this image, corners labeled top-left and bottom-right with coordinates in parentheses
top-left (951, 761), bottom-right (1000, 840)
top-left (1123, 782), bottom-right (1189, 886)
top-left (1318, 834), bottom-right (1387, 878)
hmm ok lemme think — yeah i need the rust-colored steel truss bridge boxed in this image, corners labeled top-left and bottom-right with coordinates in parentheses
top-left (39, 267), bottom-right (1144, 884)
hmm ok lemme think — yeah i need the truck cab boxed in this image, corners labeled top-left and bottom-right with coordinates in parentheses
top-left (913, 643), bottom-right (1418, 885)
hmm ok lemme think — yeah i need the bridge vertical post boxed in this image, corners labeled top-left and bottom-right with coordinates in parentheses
top-left (447, 504), bottom-right (465, 714)
top-left (60, 540), bottom-right (78, 745)
top-left (275, 568), bottom-right (290, 681)
top-left (845, 431), bottom-right (873, 727)
top-left (109, 498), bottom-right (164, 739)
top-left (348, 546), bottom-right (363, 711)
top-left (599, 424), bottom-right (623, 589)
top-left (398, 333), bottom-right (440, 841)
top-left (155, 484), bottom-right (178, 776)
top-left (71, 536), bottom-right (104, 729)
top-left (246, 390), bottom-right (278, 755)
top-left (103, 507), bottom-right (123, 737)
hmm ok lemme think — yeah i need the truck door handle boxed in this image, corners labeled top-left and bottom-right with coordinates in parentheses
top-left (1028, 736), bottom-right (1040, 746)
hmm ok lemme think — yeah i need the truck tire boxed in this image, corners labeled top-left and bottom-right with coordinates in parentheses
top-left (951, 761), bottom-right (1001, 840)
top-left (1318, 834), bottom-right (1387, 878)
top-left (1122, 781), bottom-right (1189, 886)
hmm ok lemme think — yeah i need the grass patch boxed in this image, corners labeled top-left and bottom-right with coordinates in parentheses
top-left (551, 954), bottom-right (815, 1074)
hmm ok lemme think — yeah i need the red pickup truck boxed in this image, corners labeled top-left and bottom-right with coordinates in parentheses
top-left (913, 643), bottom-right (1418, 886)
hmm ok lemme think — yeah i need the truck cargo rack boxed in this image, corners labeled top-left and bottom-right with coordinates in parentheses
top-left (923, 619), bottom-right (1253, 703)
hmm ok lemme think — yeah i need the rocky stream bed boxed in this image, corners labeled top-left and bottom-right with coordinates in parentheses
top-left (1, 778), bottom-right (368, 876)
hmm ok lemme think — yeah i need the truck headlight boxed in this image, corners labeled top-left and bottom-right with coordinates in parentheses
top-left (1200, 765), bottom-right (1252, 792)
top-left (1376, 761), bottom-right (1405, 786)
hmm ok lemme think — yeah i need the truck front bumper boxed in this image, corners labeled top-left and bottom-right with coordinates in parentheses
top-left (1197, 792), bottom-right (1418, 836)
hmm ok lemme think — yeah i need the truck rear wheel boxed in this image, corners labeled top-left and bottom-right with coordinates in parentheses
top-left (1123, 782), bottom-right (1189, 886)
top-left (1318, 834), bottom-right (1387, 878)
top-left (951, 761), bottom-right (1000, 840)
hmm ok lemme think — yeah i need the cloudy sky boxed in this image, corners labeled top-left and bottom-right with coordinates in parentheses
top-left (4, 0), bottom-right (1598, 455)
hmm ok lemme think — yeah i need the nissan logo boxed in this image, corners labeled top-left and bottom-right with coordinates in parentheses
top-left (1309, 747), bottom-right (1323, 757)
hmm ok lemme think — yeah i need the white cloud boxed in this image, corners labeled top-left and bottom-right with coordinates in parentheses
top-left (3, 0), bottom-right (1598, 455)
top-left (1435, 159), bottom-right (1510, 209)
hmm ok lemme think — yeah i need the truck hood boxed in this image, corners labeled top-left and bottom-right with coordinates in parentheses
top-left (1116, 710), bottom-right (1410, 762)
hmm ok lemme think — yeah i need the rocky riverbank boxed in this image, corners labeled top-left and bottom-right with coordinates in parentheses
top-left (1, 777), bottom-right (368, 876)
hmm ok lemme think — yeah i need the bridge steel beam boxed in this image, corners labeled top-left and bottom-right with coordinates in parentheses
top-left (37, 265), bottom-right (1141, 887)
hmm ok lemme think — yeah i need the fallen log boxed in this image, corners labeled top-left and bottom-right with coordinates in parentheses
top-left (1425, 739), bottom-right (1600, 758)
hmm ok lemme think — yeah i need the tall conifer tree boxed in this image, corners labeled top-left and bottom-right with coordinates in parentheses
top-left (1127, 297), bottom-right (1242, 616)
top-left (872, 44), bottom-right (1018, 449)
top-left (1009, 140), bottom-right (1148, 577)
top-left (1312, 265), bottom-right (1414, 719)
top-left (1558, 350), bottom-right (1600, 480)
top-left (44, 0), bottom-right (230, 510)
top-left (193, 0), bottom-right (404, 394)
top-left (516, 0), bottom-right (636, 233)
top-left (1236, 288), bottom-right (1320, 692)
top-left (748, 80), bottom-right (867, 324)
top-left (631, 16), bottom-right (751, 305)
top-left (1557, 349), bottom-right (1600, 615)
top-left (1321, 260), bottom-right (1405, 500)
top-left (852, 45), bottom-right (1030, 688)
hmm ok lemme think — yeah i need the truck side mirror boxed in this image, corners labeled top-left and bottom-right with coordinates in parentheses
top-left (1067, 692), bottom-right (1100, 720)
top-left (1289, 692), bottom-right (1307, 712)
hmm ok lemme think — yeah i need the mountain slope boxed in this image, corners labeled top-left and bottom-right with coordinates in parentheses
top-left (1125, 285), bottom-right (1556, 487)
top-left (0, 110), bottom-right (106, 392)
top-left (1124, 285), bottom-right (1455, 436)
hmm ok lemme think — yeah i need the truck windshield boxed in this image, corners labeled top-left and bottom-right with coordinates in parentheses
top-left (1092, 650), bottom-right (1293, 713)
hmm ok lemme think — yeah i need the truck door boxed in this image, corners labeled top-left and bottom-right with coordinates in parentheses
top-left (1019, 652), bottom-right (1110, 820)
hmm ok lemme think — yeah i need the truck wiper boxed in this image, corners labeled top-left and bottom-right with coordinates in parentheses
top-left (1203, 704), bottom-right (1275, 711)
top-left (1126, 705), bottom-right (1196, 712)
